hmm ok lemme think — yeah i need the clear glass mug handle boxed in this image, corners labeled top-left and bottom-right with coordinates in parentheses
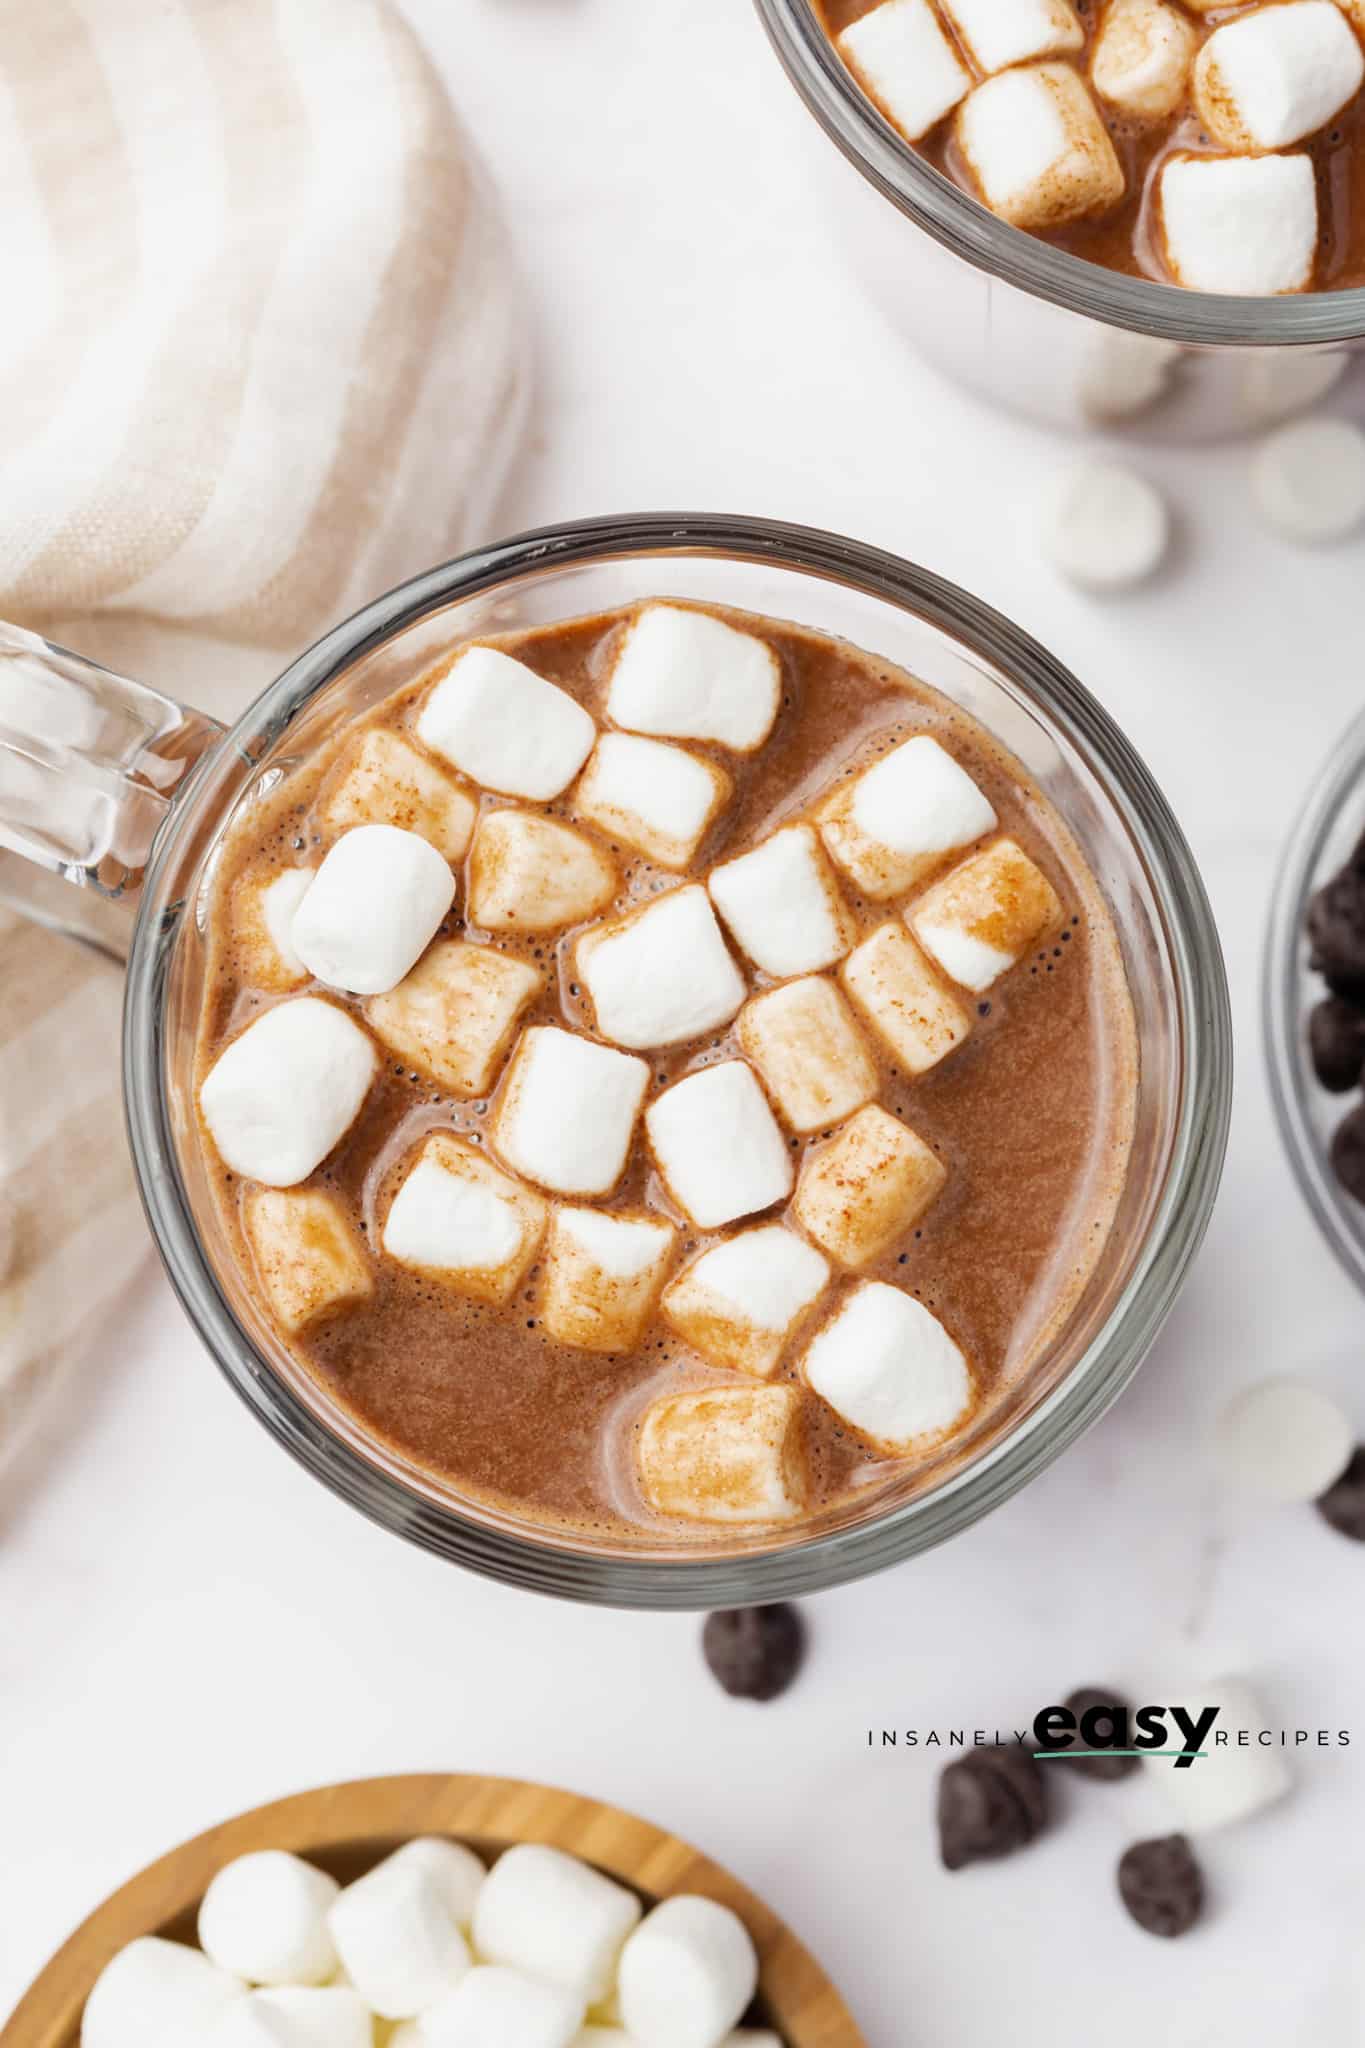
top-left (0, 619), bottom-right (224, 960)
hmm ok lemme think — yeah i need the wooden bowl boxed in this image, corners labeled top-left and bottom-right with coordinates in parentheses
top-left (2, 1774), bottom-right (865, 2048)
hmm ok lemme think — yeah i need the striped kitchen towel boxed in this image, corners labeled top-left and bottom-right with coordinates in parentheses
top-left (0, 0), bottom-right (529, 1491)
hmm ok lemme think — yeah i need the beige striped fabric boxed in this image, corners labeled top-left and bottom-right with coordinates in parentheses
top-left (0, 0), bottom-right (529, 1487)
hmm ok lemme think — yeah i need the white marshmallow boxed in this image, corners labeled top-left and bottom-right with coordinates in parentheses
top-left (469, 811), bottom-right (617, 933)
top-left (817, 736), bottom-right (997, 901)
top-left (417, 646), bottom-right (596, 801)
top-left (328, 1861), bottom-right (472, 2020)
top-left (292, 825), bottom-right (455, 997)
top-left (381, 1133), bottom-right (547, 1304)
top-left (253, 1987), bottom-right (373, 2048)
top-left (942, 0), bottom-right (1083, 73)
top-left (473, 1846), bottom-right (643, 2005)
top-left (1079, 331), bottom-right (1183, 423)
top-left (316, 728), bottom-right (476, 862)
top-left (1091, 0), bottom-right (1196, 118)
top-left (493, 1027), bottom-right (650, 1197)
top-left (956, 63), bottom-right (1125, 229)
top-left (1240, 346), bottom-right (1349, 424)
top-left (200, 997), bottom-right (377, 1187)
top-left (541, 1206), bottom-right (677, 1352)
top-left (232, 867), bottom-right (313, 992)
top-left (82, 1938), bottom-right (243, 2048)
top-left (575, 733), bottom-right (731, 871)
top-left (802, 1281), bottom-right (974, 1452)
top-left (663, 1224), bottom-right (830, 1378)
top-left (366, 941), bottom-right (542, 1096)
top-left (646, 1061), bottom-right (793, 1230)
top-left (198, 1853), bottom-right (339, 1988)
top-left (1251, 417), bottom-right (1365, 541)
top-left (837, 0), bottom-right (972, 142)
top-left (606, 605), bottom-right (781, 753)
top-left (1194, 1), bottom-right (1363, 150)
top-left (617, 1897), bottom-right (758, 2048)
top-left (1159, 152), bottom-right (1318, 295)
top-left (1215, 1377), bottom-right (1354, 1502)
top-left (577, 887), bottom-right (746, 1051)
top-left (793, 1105), bottom-right (946, 1268)
top-left (736, 976), bottom-right (878, 1135)
top-left (1042, 463), bottom-right (1171, 591)
top-left (383, 1838), bottom-right (486, 1928)
top-left (420, 1966), bottom-right (584, 2048)
top-left (841, 923), bottom-right (971, 1078)
top-left (637, 1385), bottom-right (807, 1524)
top-left (242, 1188), bottom-right (373, 1333)
top-left (709, 825), bottom-right (857, 979)
top-left (1146, 1677), bottom-right (1291, 1831)
top-left (201, 2001), bottom-right (292, 2048)
top-left (909, 837), bottom-right (1063, 992)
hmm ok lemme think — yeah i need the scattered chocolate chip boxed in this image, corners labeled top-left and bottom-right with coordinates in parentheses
top-left (1317, 1444), bottom-right (1365, 1539)
top-left (1330, 1101), bottom-right (1365, 1203)
top-left (1310, 998), bottom-right (1365, 1093)
top-left (1308, 835), bottom-right (1365, 999)
top-left (937, 1746), bottom-right (1046, 1871)
top-left (1062, 1687), bottom-right (1139, 1780)
top-left (702, 1604), bottom-right (805, 1702)
top-left (1117, 1834), bottom-right (1204, 1937)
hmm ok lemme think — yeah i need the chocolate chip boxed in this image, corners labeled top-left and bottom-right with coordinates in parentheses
top-left (1117, 1834), bottom-right (1204, 1937)
top-left (937, 1746), bottom-right (1046, 1871)
top-left (1308, 834), bottom-right (1365, 999)
top-left (1317, 1444), bottom-right (1365, 1539)
top-left (1062, 1687), bottom-right (1139, 1780)
top-left (1310, 998), bottom-right (1365, 1093)
top-left (1330, 1101), bottom-right (1365, 1203)
top-left (702, 1604), bottom-right (806, 1701)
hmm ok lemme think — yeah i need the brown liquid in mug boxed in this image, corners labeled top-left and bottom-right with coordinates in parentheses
top-left (195, 604), bottom-right (1137, 1544)
top-left (818, 0), bottom-right (1365, 289)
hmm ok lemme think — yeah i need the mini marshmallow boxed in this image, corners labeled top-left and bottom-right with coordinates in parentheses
top-left (1251, 417), bottom-right (1365, 542)
top-left (942, 0), bottom-right (1083, 73)
top-left (1079, 330), bottom-right (1183, 422)
top-left (473, 1846), bottom-right (643, 2005)
top-left (956, 63), bottom-right (1125, 230)
top-left (841, 923), bottom-right (971, 1077)
top-left (575, 732), bottom-right (731, 871)
top-left (817, 736), bottom-right (997, 901)
top-left (200, 997), bottom-right (377, 1186)
top-left (802, 1281), bottom-right (974, 1452)
top-left (201, 2001), bottom-right (292, 2048)
top-left (577, 887), bottom-right (747, 1051)
top-left (383, 1838), bottom-right (486, 1928)
top-left (639, 1385), bottom-right (806, 1523)
top-left (1042, 462), bottom-right (1171, 591)
top-left (1146, 1676), bottom-right (1291, 1831)
top-left (253, 1987), bottom-right (373, 2048)
top-left (606, 605), bottom-right (781, 752)
top-left (709, 824), bottom-right (857, 979)
top-left (662, 1225), bottom-right (830, 1378)
top-left (82, 1938), bottom-right (243, 2048)
top-left (541, 1207), bottom-right (677, 1352)
top-left (793, 1105), bottom-right (946, 1267)
top-left (618, 1897), bottom-right (758, 2048)
top-left (198, 1853), bottom-right (340, 1988)
top-left (231, 867), bottom-right (313, 992)
top-left (469, 811), bottom-right (617, 932)
top-left (838, 0), bottom-right (972, 142)
top-left (417, 646), bottom-right (596, 801)
top-left (328, 1860), bottom-right (472, 2020)
top-left (1240, 347), bottom-right (1349, 424)
top-left (493, 1027), bottom-right (650, 1196)
top-left (1159, 152), bottom-right (1317, 295)
top-left (315, 728), bottom-right (476, 862)
top-left (1091, 0), bottom-right (1195, 116)
top-left (1194, 1), bottom-right (1363, 150)
top-left (382, 1133), bottom-right (547, 1304)
top-left (421, 1967), bottom-right (584, 2048)
top-left (242, 1188), bottom-right (373, 1333)
top-left (1215, 1377), bottom-right (1354, 1502)
top-left (909, 837), bottom-right (1063, 992)
top-left (737, 977), bottom-right (878, 1134)
top-left (366, 941), bottom-right (542, 1096)
top-left (646, 1061), bottom-right (793, 1230)
top-left (291, 825), bottom-right (455, 996)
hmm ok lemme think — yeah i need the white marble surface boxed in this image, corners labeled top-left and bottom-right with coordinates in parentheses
top-left (6, 3), bottom-right (1365, 2042)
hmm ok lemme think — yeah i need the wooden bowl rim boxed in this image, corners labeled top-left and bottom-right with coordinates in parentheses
top-left (1, 1773), bottom-right (865, 2048)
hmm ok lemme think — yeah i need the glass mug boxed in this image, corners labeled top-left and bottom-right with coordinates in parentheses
top-left (0, 514), bottom-right (1231, 1607)
top-left (754, 0), bottom-right (1365, 439)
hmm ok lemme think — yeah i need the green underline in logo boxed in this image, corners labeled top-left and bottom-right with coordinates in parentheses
top-left (1033, 1749), bottom-right (1207, 1760)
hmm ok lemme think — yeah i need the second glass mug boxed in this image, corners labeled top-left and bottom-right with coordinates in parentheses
top-left (0, 514), bottom-right (1232, 1607)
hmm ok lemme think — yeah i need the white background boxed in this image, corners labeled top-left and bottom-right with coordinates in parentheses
top-left (6, 3), bottom-right (1365, 2043)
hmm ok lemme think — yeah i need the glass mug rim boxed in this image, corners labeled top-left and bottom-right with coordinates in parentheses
top-left (752, 0), bottom-right (1365, 348)
top-left (122, 511), bottom-right (1231, 1608)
